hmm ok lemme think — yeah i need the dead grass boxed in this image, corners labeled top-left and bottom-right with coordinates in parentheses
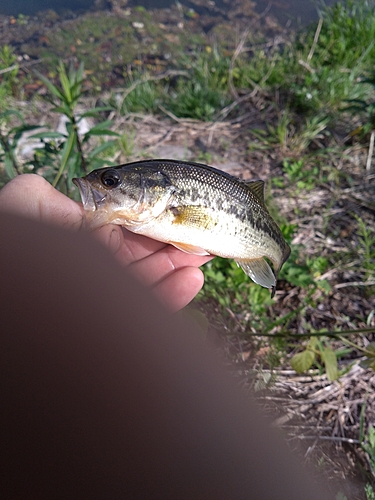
top-left (254, 364), bottom-right (375, 499)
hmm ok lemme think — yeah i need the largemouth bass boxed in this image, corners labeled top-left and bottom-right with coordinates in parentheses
top-left (73, 159), bottom-right (290, 296)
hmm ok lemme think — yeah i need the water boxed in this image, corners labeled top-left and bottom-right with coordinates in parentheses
top-left (1, 0), bottom-right (336, 25)
top-left (254, 0), bottom-right (336, 25)
top-left (0, 0), bottom-right (94, 16)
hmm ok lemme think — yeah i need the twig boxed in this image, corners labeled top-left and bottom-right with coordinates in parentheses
top-left (206, 94), bottom-right (252, 145)
top-left (298, 59), bottom-right (315, 73)
top-left (158, 105), bottom-right (227, 132)
top-left (0, 63), bottom-right (18, 75)
top-left (295, 435), bottom-right (360, 444)
top-left (297, 18), bottom-right (323, 74)
top-left (0, 58), bottom-right (43, 75)
top-left (144, 127), bottom-right (175, 151)
top-left (227, 1), bottom-right (273, 101)
top-left (158, 104), bottom-right (190, 124)
top-left (334, 280), bottom-right (375, 289)
top-left (236, 327), bottom-right (375, 338)
top-left (366, 129), bottom-right (374, 174)
top-left (229, 27), bottom-right (251, 100)
top-left (307, 18), bottom-right (323, 62)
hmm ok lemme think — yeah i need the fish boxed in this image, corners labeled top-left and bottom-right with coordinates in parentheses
top-left (73, 159), bottom-right (291, 296)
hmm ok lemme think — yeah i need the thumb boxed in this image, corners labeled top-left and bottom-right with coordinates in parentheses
top-left (0, 174), bottom-right (84, 230)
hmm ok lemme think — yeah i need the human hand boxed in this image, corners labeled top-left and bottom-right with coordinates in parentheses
top-left (0, 174), bottom-right (212, 311)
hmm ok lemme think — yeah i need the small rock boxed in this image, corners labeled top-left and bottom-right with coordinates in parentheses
top-left (16, 127), bottom-right (49, 161)
top-left (56, 115), bottom-right (91, 136)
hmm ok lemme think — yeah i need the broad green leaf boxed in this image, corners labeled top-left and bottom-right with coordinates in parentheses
top-left (88, 120), bottom-right (114, 130)
top-left (87, 140), bottom-right (116, 158)
top-left (77, 62), bottom-right (84, 81)
top-left (321, 346), bottom-right (338, 381)
top-left (66, 151), bottom-right (82, 186)
top-left (50, 104), bottom-right (72, 117)
top-left (13, 125), bottom-right (42, 142)
top-left (69, 61), bottom-right (84, 89)
top-left (1, 109), bottom-right (24, 122)
top-left (70, 80), bottom-right (83, 100)
top-left (52, 130), bottom-right (76, 187)
top-left (34, 70), bottom-right (65, 101)
top-left (30, 131), bottom-right (66, 139)
top-left (58, 62), bottom-right (72, 103)
top-left (307, 336), bottom-right (319, 350)
top-left (291, 348), bottom-right (316, 373)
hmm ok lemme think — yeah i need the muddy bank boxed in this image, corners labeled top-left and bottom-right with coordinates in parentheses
top-left (0, 0), bottom-right (284, 93)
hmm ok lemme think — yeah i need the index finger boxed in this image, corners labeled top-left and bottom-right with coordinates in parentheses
top-left (91, 224), bottom-right (168, 266)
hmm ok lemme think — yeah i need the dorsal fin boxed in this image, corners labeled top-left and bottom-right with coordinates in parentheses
top-left (244, 180), bottom-right (265, 206)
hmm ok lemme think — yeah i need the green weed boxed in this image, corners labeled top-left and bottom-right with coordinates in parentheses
top-left (194, 151), bottom-right (213, 165)
top-left (289, 0), bottom-right (375, 112)
top-left (365, 483), bottom-right (375, 500)
top-left (231, 0), bottom-right (375, 119)
top-left (0, 110), bottom-right (40, 179)
top-left (354, 214), bottom-right (375, 280)
top-left (31, 61), bottom-right (118, 191)
top-left (344, 68), bottom-right (375, 140)
top-left (119, 76), bottom-right (164, 115)
top-left (166, 51), bottom-right (230, 120)
top-left (290, 336), bottom-right (339, 381)
top-left (117, 132), bottom-right (135, 159)
top-left (278, 244), bottom-right (315, 288)
top-left (168, 79), bottom-right (227, 120)
top-left (249, 112), bottom-right (328, 161)
top-left (0, 45), bottom-right (19, 107)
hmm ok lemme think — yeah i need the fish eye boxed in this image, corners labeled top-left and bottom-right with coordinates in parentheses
top-left (101, 170), bottom-right (121, 188)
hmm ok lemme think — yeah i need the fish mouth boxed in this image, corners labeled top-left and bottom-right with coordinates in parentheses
top-left (73, 178), bottom-right (107, 211)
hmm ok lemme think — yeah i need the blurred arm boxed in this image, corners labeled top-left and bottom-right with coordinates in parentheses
top-left (0, 212), bottom-right (332, 499)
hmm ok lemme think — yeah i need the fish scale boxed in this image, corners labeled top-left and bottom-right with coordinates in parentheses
top-left (73, 159), bottom-right (291, 296)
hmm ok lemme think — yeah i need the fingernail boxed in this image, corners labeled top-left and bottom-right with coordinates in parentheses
top-left (109, 228), bottom-right (120, 254)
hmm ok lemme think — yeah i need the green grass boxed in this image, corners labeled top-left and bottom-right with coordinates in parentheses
top-left (0, 45), bottom-right (19, 108)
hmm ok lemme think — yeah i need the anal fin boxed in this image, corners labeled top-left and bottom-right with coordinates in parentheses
top-left (169, 241), bottom-right (210, 256)
top-left (236, 258), bottom-right (276, 290)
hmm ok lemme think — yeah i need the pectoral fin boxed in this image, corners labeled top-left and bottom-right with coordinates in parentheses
top-left (236, 258), bottom-right (276, 290)
top-left (170, 205), bottom-right (215, 230)
top-left (169, 241), bottom-right (210, 256)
